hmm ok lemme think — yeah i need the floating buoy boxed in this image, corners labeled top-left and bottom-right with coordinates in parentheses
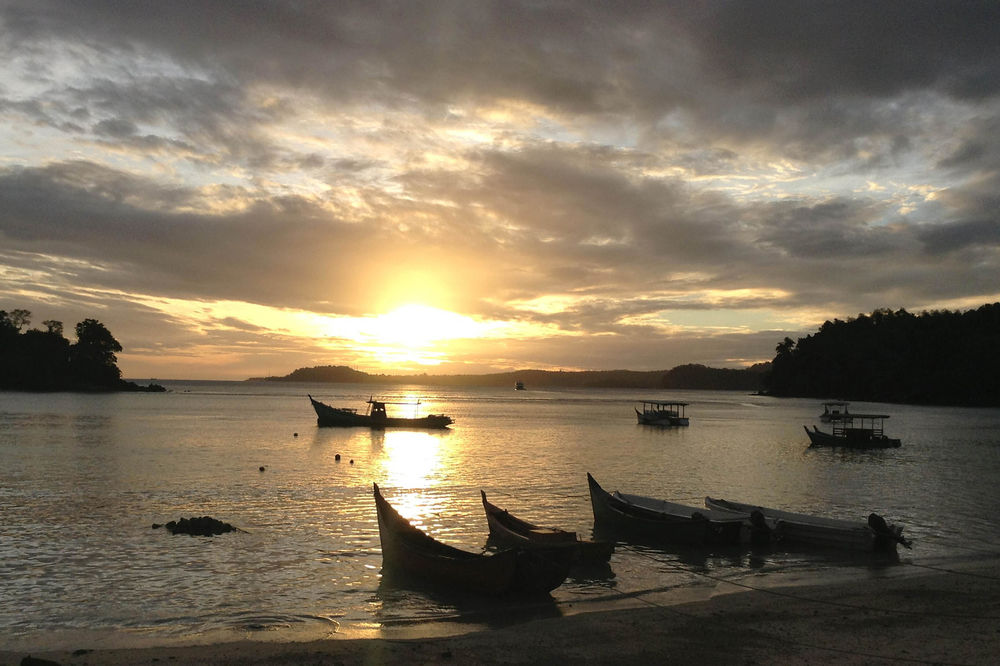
top-left (293, 432), bottom-right (298, 437)
top-left (349, 459), bottom-right (354, 465)
top-left (259, 466), bottom-right (266, 472)
top-left (335, 454), bottom-right (341, 461)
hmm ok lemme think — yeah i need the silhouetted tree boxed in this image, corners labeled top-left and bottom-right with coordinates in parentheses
top-left (69, 318), bottom-right (123, 387)
top-left (764, 304), bottom-right (1000, 406)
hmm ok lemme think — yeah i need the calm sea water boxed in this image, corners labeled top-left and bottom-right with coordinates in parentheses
top-left (2, 381), bottom-right (999, 651)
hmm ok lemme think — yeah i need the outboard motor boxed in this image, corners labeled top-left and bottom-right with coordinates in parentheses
top-left (868, 513), bottom-right (912, 549)
top-left (749, 509), bottom-right (772, 546)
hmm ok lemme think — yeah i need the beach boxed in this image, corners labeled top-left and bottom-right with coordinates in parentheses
top-left (6, 556), bottom-right (997, 666)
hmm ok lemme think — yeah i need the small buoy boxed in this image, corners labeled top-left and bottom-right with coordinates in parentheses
top-left (293, 432), bottom-right (298, 437)
top-left (349, 459), bottom-right (354, 465)
top-left (335, 454), bottom-right (341, 461)
top-left (259, 466), bottom-right (266, 472)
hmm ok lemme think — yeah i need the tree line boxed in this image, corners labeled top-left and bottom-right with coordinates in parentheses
top-left (0, 308), bottom-right (163, 392)
top-left (763, 303), bottom-right (1000, 406)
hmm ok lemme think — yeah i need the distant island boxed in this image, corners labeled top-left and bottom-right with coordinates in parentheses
top-left (252, 362), bottom-right (771, 391)
top-left (0, 308), bottom-right (164, 392)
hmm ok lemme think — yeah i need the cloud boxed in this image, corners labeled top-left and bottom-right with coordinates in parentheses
top-left (2, 1), bottom-right (1000, 378)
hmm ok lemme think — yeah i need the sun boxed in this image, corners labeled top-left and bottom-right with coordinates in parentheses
top-left (308, 302), bottom-right (518, 368)
top-left (370, 304), bottom-right (480, 345)
top-left (351, 303), bottom-right (486, 366)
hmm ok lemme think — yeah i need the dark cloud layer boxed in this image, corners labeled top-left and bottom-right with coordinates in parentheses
top-left (2, 1), bottom-right (999, 378)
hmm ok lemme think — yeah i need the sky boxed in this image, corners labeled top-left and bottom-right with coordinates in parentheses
top-left (2, 1), bottom-right (999, 380)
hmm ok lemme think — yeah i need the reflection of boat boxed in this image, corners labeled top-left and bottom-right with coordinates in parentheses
top-left (587, 473), bottom-right (742, 544)
top-left (804, 413), bottom-right (900, 448)
top-left (704, 497), bottom-right (911, 552)
top-left (481, 491), bottom-right (613, 564)
top-left (309, 395), bottom-right (453, 429)
top-left (820, 401), bottom-right (850, 422)
top-left (635, 400), bottom-right (689, 426)
top-left (373, 483), bottom-right (572, 595)
top-left (514, 381), bottom-right (525, 390)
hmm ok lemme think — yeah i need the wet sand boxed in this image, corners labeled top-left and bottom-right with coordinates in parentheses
top-left (5, 557), bottom-right (998, 665)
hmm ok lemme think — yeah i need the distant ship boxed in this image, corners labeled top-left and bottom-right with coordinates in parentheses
top-left (514, 381), bottom-right (525, 390)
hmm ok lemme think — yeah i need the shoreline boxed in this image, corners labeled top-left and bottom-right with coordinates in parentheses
top-left (5, 556), bottom-right (998, 665)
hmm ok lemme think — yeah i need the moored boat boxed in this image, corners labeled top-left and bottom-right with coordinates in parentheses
top-left (819, 401), bottom-right (850, 422)
top-left (309, 395), bottom-right (453, 429)
top-left (587, 473), bottom-right (742, 545)
top-left (481, 490), bottom-right (614, 564)
top-left (373, 483), bottom-right (572, 595)
top-left (704, 496), bottom-right (911, 552)
top-left (635, 400), bottom-right (689, 426)
top-left (805, 413), bottom-right (900, 448)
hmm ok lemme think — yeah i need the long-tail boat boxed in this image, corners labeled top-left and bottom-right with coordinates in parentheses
top-left (704, 496), bottom-right (911, 552)
top-left (309, 395), bottom-right (453, 429)
top-left (480, 490), bottom-right (613, 564)
top-left (587, 473), bottom-right (743, 545)
top-left (373, 483), bottom-right (572, 595)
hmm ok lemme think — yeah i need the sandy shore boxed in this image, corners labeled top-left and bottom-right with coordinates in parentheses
top-left (5, 557), bottom-right (999, 666)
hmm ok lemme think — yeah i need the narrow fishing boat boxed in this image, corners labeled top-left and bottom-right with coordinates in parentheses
top-left (635, 400), bottom-right (690, 426)
top-left (704, 497), bottom-right (911, 552)
top-left (587, 473), bottom-right (743, 545)
top-left (309, 395), bottom-right (453, 429)
top-left (373, 483), bottom-right (572, 595)
top-left (805, 413), bottom-right (901, 448)
top-left (481, 491), bottom-right (614, 564)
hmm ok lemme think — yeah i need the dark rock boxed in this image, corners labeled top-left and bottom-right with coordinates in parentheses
top-left (21, 656), bottom-right (62, 666)
top-left (162, 516), bottom-right (241, 536)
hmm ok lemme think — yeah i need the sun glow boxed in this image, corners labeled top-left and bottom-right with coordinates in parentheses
top-left (313, 303), bottom-right (505, 366)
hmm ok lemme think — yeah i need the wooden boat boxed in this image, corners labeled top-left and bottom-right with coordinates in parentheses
top-left (480, 491), bottom-right (614, 564)
top-left (587, 473), bottom-right (742, 545)
top-left (635, 400), bottom-right (689, 426)
top-left (805, 413), bottom-right (900, 448)
top-left (819, 401), bottom-right (850, 422)
top-left (373, 483), bottom-right (572, 595)
top-left (704, 497), bottom-right (911, 552)
top-left (309, 395), bottom-right (453, 429)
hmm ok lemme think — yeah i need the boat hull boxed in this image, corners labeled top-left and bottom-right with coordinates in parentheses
top-left (804, 425), bottom-right (901, 449)
top-left (587, 473), bottom-right (742, 545)
top-left (310, 395), bottom-right (453, 429)
top-left (705, 497), bottom-right (907, 552)
top-left (481, 491), bottom-right (614, 564)
top-left (374, 484), bottom-right (571, 595)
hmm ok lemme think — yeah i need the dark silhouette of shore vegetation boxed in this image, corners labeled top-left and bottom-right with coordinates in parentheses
top-left (0, 308), bottom-right (164, 392)
top-left (253, 363), bottom-right (770, 391)
top-left (763, 303), bottom-right (1000, 406)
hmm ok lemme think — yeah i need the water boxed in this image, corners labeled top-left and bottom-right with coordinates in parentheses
top-left (2, 382), bottom-right (999, 651)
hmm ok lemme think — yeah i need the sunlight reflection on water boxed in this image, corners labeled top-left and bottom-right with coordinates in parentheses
top-left (1, 383), bottom-right (999, 650)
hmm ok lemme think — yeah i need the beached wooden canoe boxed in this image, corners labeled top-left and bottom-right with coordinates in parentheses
top-left (373, 483), bottom-right (573, 595)
top-left (480, 490), bottom-right (614, 564)
top-left (587, 473), bottom-right (743, 545)
top-left (704, 496), bottom-right (911, 552)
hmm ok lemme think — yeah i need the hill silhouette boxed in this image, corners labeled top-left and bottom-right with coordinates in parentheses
top-left (254, 363), bottom-right (770, 391)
